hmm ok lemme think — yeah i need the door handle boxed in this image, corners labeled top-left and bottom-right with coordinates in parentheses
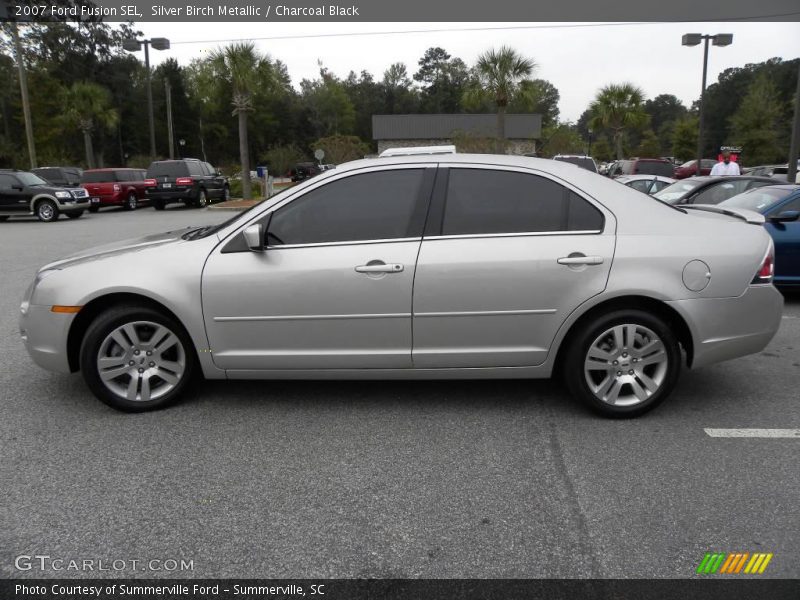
top-left (355, 263), bottom-right (404, 273)
top-left (557, 255), bottom-right (604, 265)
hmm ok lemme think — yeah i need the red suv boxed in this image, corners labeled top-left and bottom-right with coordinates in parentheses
top-left (674, 159), bottom-right (716, 179)
top-left (81, 168), bottom-right (149, 212)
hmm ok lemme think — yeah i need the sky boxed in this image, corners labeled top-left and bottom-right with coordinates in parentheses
top-left (135, 21), bottom-right (800, 123)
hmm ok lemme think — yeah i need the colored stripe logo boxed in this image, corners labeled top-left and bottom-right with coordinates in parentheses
top-left (696, 552), bottom-right (773, 574)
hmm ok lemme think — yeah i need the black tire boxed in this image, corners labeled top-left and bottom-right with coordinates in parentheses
top-left (152, 199), bottom-right (165, 210)
top-left (124, 192), bottom-right (138, 211)
top-left (88, 205), bottom-right (100, 213)
top-left (195, 188), bottom-right (208, 208)
top-left (562, 309), bottom-right (681, 418)
top-left (65, 211), bottom-right (83, 219)
top-left (0, 216), bottom-right (9, 221)
top-left (222, 185), bottom-right (231, 202)
top-left (80, 304), bottom-right (197, 412)
top-left (36, 199), bottom-right (59, 222)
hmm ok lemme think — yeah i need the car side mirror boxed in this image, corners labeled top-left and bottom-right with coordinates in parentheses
top-left (769, 210), bottom-right (800, 223)
top-left (12, 185), bottom-right (23, 191)
top-left (243, 224), bottom-right (264, 252)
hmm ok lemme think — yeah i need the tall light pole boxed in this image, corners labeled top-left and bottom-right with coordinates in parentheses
top-left (682, 33), bottom-right (732, 174)
top-left (787, 60), bottom-right (800, 184)
top-left (122, 37), bottom-right (170, 160)
top-left (11, 21), bottom-right (36, 169)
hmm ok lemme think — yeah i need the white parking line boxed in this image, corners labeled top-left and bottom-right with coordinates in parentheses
top-left (704, 428), bottom-right (800, 438)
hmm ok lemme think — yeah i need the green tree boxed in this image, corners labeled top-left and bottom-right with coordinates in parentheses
top-left (509, 79), bottom-right (560, 128)
top-left (311, 135), bottom-right (369, 164)
top-left (210, 42), bottom-right (269, 199)
top-left (537, 122), bottom-right (584, 157)
top-left (301, 66), bottom-right (356, 139)
top-left (60, 81), bottom-right (118, 168)
top-left (591, 136), bottom-right (613, 162)
top-left (635, 129), bottom-right (661, 158)
top-left (413, 47), bottom-right (469, 113)
top-left (382, 62), bottom-right (419, 114)
top-left (729, 73), bottom-right (785, 166)
top-left (589, 83), bottom-right (648, 159)
top-left (260, 144), bottom-right (306, 176)
top-left (464, 46), bottom-right (536, 152)
top-left (671, 116), bottom-right (698, 162)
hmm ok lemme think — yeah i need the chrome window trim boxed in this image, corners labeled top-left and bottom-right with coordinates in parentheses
top-left (422, 230), bottom-right (603, 242)
top-left (265, 236), bottom-right (422, 251)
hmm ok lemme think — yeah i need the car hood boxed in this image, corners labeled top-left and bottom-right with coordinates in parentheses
top-left (39, 227), bottom-right (198, 272)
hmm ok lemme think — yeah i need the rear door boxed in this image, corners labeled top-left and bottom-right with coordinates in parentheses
top-left (412, 165), bottom-right (615, 368)
top-left (0, 174), bottom-right (29, 211)
top-left (767, 196), bottom-right (800, 285)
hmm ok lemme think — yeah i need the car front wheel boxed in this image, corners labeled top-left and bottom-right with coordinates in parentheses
top-left (80, 305), bottom-right (196, 412)
top-left (563, 309), bottom-right (681, 418)
top-left (36, 199), bottom-right (59, 222)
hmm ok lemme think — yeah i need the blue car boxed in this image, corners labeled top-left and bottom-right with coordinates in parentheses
top-left (718, 184), bottom-right (800, 287)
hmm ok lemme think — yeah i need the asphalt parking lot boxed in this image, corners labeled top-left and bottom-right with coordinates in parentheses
top-left (1, 206), bottom-right (798, 579)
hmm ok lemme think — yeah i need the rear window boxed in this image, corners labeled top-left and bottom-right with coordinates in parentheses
top-left (81, 171), bottom-right (116, 183)
top-left (635, 161), bottom-right (674, 176)
top-left (147, 162), bottom-right (189, 178)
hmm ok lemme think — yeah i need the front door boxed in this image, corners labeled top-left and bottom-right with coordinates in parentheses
top-left (0, 174), bottom-right (30, 212)
top-left (412, 166), bottom-right (615, 368)
top-left (202, 166), bottom-right (435, 371)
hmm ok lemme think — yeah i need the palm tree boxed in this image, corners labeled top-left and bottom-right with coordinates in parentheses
top-left (589, 83), bottom-right (648, 159)
top-left (465, 47), bottom-right (536, 153)
top-left (210, 43), bottom-right (268, 200)
top-left (61, 82), bottom-right (118, 168)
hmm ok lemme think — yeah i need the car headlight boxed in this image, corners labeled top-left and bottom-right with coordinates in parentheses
top-left (54, 191), bottom-right (71, 199)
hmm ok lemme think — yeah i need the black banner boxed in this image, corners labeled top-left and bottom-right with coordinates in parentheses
top-left (3, 579), bottom-right (800, 600)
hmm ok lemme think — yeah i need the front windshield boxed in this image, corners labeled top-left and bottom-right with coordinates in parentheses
top-left (16, 172), bottom-right (49, 186)
top-left (718, 187), bottom-right (795, 213)
top-left (653, 179), bottom-right (703, 203)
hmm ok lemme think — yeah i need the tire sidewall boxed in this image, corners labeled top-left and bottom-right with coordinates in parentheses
top-left (126, 193), bottom-right (137, 210)
top-left (80, 305), bottom-right (196, 412)
top-left (197, 189), bottom-right (207, 208)
top-left (564, 309), bottom-right (681, 418)
top-left (36, 199), bottom-right (58, 222)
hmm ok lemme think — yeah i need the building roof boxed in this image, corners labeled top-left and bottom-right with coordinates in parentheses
top-left (372, 114), bottom-right (542, 140)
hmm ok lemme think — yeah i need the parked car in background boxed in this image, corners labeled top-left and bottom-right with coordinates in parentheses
top-left (0, 169), bottom-right (90, 222)
top-left (145, 159), bottom-right (230, 210)
top-left (770, 165), bottom-right (800, 184)
top-left (81, 168), bottom-right (149, 212)
top-left (552, 155), bottom-right (598, 173)
top-left (32, 166), bottom-right (83, 188)
top-left (674, 159), bottom-right (716, 179)
top-left (718, 184), bottom-right (800, 287)
top-left (615, 174), bottom-right (676, 195)
top-left (653, 176), bottom-right (776, 206)
top-left (20, 154), bottom-right (782, 418)
top-left (290, 162), bottom-right (322, 182)
top-left (608, 158), bottom-right (674, 178)
top-left (744, 164), bottom-right (783, 178)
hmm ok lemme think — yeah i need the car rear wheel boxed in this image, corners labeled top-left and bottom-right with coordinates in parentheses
top-left (124, 192), bottom-right (138, 211)
top-left (195, 188), bottom-right (208, 208)
top-left (563, 309), bottom-right (681, 418)
top-left (36, 199), bottom-right (59, 222)
top-left (80, 305), bottom-right (196, 412)
top-left (152, 199), bottom-right (165, 210)
top-left (65, 211), bottom-right (83, 219)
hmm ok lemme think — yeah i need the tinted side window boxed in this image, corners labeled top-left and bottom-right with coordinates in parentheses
top-left (203, 163), bottom-right (216, 175)
top-left (268, 169), bottom-right (425, 245)
top-left (628, 180), bottom-right (651, 193)
top-left (637, 161), bottom-right (673, 176)
top-left (0, 174), bottom-right (19, 189)
top-left (442, 169), bottom-right (601, 235)
top-left (187, 161), bottom-right (204, 177)
top-left (81, 171), bottom-right (115, 183)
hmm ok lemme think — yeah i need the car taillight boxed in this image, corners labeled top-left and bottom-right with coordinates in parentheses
top-left (113, 184), bottom-right (121, 192)
top-left (144, 178), bottom-right (156, 186)
top-left (176, 177), bottom-right (193, 186)
top-left (751, 244), bottom-right (774, 285)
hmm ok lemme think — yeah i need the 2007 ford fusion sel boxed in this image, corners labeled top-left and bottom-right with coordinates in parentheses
top-left (20, 155), bottom-right (783, 417)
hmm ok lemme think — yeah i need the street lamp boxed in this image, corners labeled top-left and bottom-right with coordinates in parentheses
top-left (682, 33), bottom-right (732, 174)
top-left (122, 37), bottom-right (170, 160)
top-left (587, 128), bottom-right (593, 157)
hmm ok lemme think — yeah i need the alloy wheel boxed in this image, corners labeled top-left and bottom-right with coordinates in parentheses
top-left (95, 320), bottom-right (186, 403)
top-left (583, 323), bottom-right (669, 407)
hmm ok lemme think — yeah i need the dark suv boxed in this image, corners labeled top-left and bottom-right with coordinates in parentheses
top-left (0, 169), bottom-right (90, 222)
top-left (32, 166), bottom-right (83, 188)
top-left (145, 159), bottom-right (230, 210)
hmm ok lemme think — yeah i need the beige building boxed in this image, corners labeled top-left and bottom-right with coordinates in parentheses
top-left (372, 114), bottom-right (542, 155)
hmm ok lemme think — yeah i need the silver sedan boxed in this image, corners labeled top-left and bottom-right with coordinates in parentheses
top-left (19, 155), bottom-right (783, 417)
